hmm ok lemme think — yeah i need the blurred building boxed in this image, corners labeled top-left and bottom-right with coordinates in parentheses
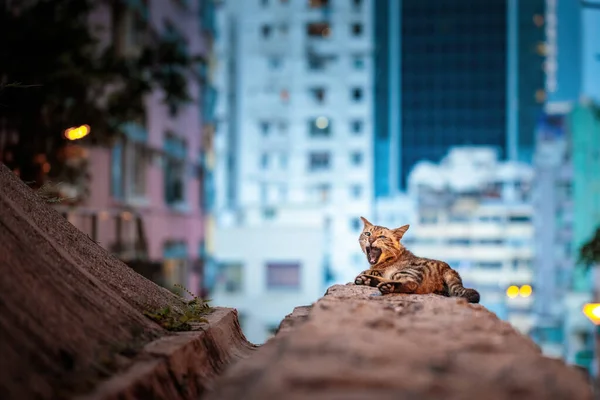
top-left (531, 0), bottom-right (600, 373)
top-left (373, 0), bottom-right (545, 194)
top-left (397, 147), bottom-right (535, 333)
top-left (530, 112), bottom-right (573, 358)
top-left (211, 0), bottom-right (374, 342)
top-left (51, 0), bottom-right (217, 297)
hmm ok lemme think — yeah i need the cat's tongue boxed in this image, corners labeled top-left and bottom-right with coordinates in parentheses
top-left (369, 254), bottom-right (377, 264)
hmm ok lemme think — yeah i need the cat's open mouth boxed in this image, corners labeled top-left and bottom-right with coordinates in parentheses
top-left (366, 246), bottom-right (382, 265)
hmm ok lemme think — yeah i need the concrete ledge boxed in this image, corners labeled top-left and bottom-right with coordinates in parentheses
top-left (202, 284), bottom-right (592, 400)
top-left (78, 308), bottom-right (256, 400)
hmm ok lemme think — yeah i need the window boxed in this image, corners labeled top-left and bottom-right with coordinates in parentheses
top-left (266, 262), bottom-right (300, 289)
top-left (308, 54), bottom-right (333, 70)
top-left (448, 238), bottom-right (471, 245)
top-left (309, 152), bottom-right (331, 171)
top-left (508, 238), bottom-right (530, 248)
top-left (128, 143), bottom-right (147, 197)
top-left (350, 151), bottom-right (363, 166)
top-left (111, 142), bottom-right (124, 199)
top-left (278, 121), bottom-right (288, 135)
top-left (351, 217), bottom-right (361, 231)
top-left (269, 56), bottom-right (282, 69)
top-left (351, 55), bottom-right (364, 69)
top-left (260, 121), bottom-right (271, 135)
top-left (111, 138), bottom-right (148, 200)
top-left (477, 262), bottom-right (503, 270)
top-left (279, 184), bottom-right (287, 200)
top-left (448, 215), bottom-right (470, 223)
top-left (420, 215), bottom-right (438, 224)
top-left (261, 24), bottom-right (272, 38)
top-left (307, 22), bottom-right (331, 38)
top-left (351, 87), bottom-right (363, 102)
top-left (313, 183), bottom-right (330, 202)
top-left (309, 0), bottom-right (329, 8)
top-left (509, 215), bottom-right (532, 223)
top-left (350, 120), bottom-right (363, 134)
top-left (479, 215), bottom-right (503, 223)
top-left (309, 117), bottom-right (331, 136)
top-left (279, 153), bottom-right (288, 168)
top-left (164, 134), bottom-right (186, 206)
top-left (310, 87), bottom-right (326, 103)
top-left (217, 262), bottom-right (243, 293)
top-left (350, 184), bottom-right (362, 198)
top-left (478, 239), bottom-right (504, 245)
top-left (259, 183), bottom-right (268, 204)
top-left (163, 242), bottom-right (189, 290)
top-left (279, 24), bottom-right (288, 35)
top-left (263, 207), bottom-right (277, 219)
top-left (351, 23), bottom-right (363, 36)
top-left (260, 153), bottom-right (270, 169)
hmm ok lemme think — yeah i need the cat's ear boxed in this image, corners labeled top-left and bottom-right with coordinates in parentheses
top-left (393, 224), bottom-right (410, 240)
top-left (360, 216), bottom-right (373, 228)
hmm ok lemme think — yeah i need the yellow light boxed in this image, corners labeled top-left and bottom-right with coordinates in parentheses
top-left (519, 284), bottom-right (533, 298)
top-left (583, 303), bottom-right (600, 325)
top-left (506, 285), bottom-right (519, 299)
top-left (315, 116), bottom-right (329, 129)
top-left (121, 211), bottom-right (133, 221)
top-left (64, 124), bottom-right (90, 141)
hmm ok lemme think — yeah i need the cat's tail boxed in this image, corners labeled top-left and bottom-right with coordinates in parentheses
top-left (443, 267), bottom-right (480, 304)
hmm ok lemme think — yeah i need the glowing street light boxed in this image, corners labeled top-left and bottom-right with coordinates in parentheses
top-left (506, 285), bottom-right (519, 299)
top-left (520, 284), bottom-right (533, 298)
top-left (64, 124), bottom-right (90, 141)
top-left (506, 284), bottom-right (533, 299)
top-left (583, 303), bottom-right (600, 325)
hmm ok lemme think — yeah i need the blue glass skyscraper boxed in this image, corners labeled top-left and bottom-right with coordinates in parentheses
top-left (373, 0), bottom-right (545, 195)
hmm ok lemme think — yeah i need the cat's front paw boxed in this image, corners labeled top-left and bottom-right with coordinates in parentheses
top-left (355, 274), bottom-right (372, 286)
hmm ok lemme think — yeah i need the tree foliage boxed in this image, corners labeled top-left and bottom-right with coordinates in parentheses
top-left (0, 0), bottom-right (200, 197)
top-left (580, 227), bottom-right (600, 268)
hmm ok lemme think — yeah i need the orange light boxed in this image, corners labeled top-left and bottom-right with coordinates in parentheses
top-left (506, 285), bottom-right (519, 299)
top-left (64, 124), bottom-right (90, 141)
top-left (583, 303), bottom-right (600, 325)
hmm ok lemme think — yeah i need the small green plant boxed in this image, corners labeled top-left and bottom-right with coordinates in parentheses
top-left (28, 180), bottom-right (71, 203)
top-left (143, 284), bottom-right (211, 331)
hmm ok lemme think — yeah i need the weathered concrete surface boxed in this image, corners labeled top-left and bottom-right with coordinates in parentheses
top-left (203, 284), bottom-right (593, 400)
top-left (77, 308), bottom-right (256, 400)
top-left (0, 165), bottom-right (254, 399)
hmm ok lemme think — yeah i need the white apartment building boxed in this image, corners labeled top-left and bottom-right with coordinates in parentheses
top-left (211, 0), bottom-right (374, 342)
top-left (377, 147), bottom-right (535, 334)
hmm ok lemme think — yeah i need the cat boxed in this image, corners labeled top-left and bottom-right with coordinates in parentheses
top-left (354, 217), bottom-right (480, 303)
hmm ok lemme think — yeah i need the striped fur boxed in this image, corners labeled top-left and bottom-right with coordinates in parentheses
top-left (354, 217), bottom-right (480, 303)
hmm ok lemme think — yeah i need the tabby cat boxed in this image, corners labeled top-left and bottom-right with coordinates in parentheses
top-left (354, 217), bottom-right (480, 303)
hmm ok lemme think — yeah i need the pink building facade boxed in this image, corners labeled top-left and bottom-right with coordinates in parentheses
top-left (56, 0), bottom-right (216, 297)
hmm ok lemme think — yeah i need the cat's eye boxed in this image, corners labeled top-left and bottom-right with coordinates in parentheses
top-left (364, 232), bottom-right (371, 237)
top-left (378, 235), bottom-right (385, 239)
